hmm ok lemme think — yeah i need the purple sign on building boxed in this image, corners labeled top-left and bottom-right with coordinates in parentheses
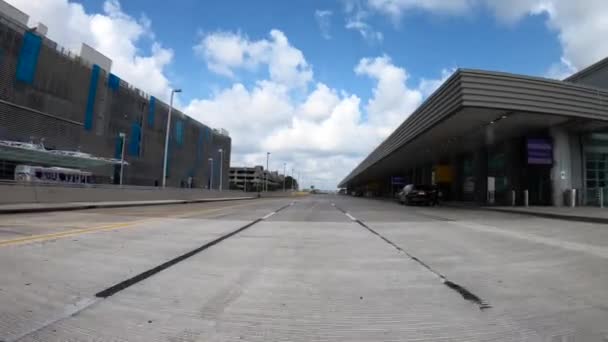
top-left (527, 138), bottom-right (553, 165)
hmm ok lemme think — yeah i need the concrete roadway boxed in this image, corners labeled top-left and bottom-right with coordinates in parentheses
top-left (0, 195), bottom-right (607, 341)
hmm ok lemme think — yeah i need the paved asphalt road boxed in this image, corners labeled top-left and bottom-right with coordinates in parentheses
top-left (1, 195), bottom-right (608, 341)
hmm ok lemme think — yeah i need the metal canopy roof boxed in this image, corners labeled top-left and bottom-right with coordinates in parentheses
top-left (0, 140), bottom-right (126, 169)
top-left (339, 69), bottom-right (608, 188)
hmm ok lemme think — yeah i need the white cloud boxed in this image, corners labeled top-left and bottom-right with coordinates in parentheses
top-left (315, 10), bottom-right (333, 40)
top-left (368, 0), bottom-right (471, 20)
top-left (187, 35), bottom-right (444, 188)
top-left (185, 81), bottom-right (294, 154)
top-left (194, 30), bottom-right (313, 89)
top-left (366, 0), bottom-right (608, 74)
top-left (355, 55), bottom-right (423, 136)
top-left (345, 20), bottom-right (384, 43)
top-left (344, 0), bottom-right (384, 44)
top-left (545, 57), bottom-right (577, 80)
top-left (418, 68), bottom-right (455, 97)
top-left (9, 0), bottom-right (174, 101)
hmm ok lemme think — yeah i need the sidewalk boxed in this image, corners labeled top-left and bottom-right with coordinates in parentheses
top-left (487, 206), bottom-right (608, 224)
top-left (445, 201), bottom-right (608, 224)
top-left (0, 196), bottom-right (257, 214)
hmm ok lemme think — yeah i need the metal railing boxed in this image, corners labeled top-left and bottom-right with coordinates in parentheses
top-left (0, 179), bottom-right (235, 192)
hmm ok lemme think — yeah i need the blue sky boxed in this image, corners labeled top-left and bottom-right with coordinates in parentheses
top-left (76, 0), bottom-right (561, 105)
top-left (12, 0), bottom-right (608, 189)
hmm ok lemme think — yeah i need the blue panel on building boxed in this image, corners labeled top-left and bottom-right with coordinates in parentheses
top-left (114, 135), bottom-right (123, 159)
top-left (147, 96), bottom-right (156, 127)
top-left (108, 73), bottom-right (120, 90)
top-left (16, 31), bottom-right (42, 84)
top-left (84, 64), bottom-right (100, 131)
top-left (128, 122), bottom-right (141, 156)
top-left (175, 120), bottom-right (184, 146)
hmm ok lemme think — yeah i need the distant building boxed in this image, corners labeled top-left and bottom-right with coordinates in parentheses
top-left (230, 166), bottom-right (291, 191)
top-left (0, 1), bottom-right (231, 188)
top-left (339, 56), bottom-right (608, 206)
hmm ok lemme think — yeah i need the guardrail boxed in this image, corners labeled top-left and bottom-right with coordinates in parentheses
top-left (0, 180), bottom-right (245, 205)
top-left (0, 180), bottom-right (226, 191)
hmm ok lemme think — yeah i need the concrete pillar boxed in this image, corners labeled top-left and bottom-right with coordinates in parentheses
top-left (551, 127), bottom-right (573, 206)
top-left (569, 133), bottom-right (584, 199)
top-left (450, 155), bottom-right (461, 201)
top-left (473, 148), bottom-right (488, 204)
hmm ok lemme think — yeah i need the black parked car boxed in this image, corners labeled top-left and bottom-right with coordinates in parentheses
top-left (398, 184), bottom-right (439, 206)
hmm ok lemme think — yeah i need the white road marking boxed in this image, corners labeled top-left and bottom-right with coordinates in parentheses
top-left (261, 212), bottom-right (277, 220)
top-left (448, 220), bottom-right (608, 259)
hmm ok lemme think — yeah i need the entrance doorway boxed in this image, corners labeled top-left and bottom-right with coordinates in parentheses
top-left (584, 152), bottom-right (608, 205)
top-left (526, 166), bottom-right (552, 205)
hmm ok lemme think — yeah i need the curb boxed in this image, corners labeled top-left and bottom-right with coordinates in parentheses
top-left (442, 202), bottom-right (608, 224)
top-left (0, 197), bottom-right (257, 215)
top-left (483, 207), bottom-right (608, 224)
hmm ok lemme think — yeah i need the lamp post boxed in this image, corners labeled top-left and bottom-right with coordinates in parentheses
top-left (291, 168), bottom-right (295, 191)
top-left (208, 158), bottom-right (213, 190)
top-left (265, 152), bottom-right (270, 192)
top-left (218, 148), bottom-right (223, 191)
top-left (162, 88), bottom-right (182, 188)
top-left (119, 132), bottom-right (126, 186)
top-left (283, 163), bottom-right (286, 192)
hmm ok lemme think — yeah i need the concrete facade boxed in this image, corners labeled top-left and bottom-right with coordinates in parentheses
top-left (340, 60), bottom-right (608, 207)
top-left (229, 166), bottom-right (287, 191)
top-left (0, 6), bottom-right (231, 189)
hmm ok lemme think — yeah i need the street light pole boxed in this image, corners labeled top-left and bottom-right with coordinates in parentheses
top-left (119, 132), bottom-right (126, 186)
top-left (162, 88), bottom-right (182, 188)
top-left (265, 152), bottom-right (270, 192)
top-left (283, 163), bottom-right (286, 192)
top-left (218, 148), bottom-right (223, 191)
top-left (291, 168), bottom-right (295, 191)
top-left (208, 158), bottom-right (213, 190)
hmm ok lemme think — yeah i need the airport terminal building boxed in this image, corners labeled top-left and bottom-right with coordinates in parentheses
top-left (339, 58), bottom-right (608, 207)
top-left (0, 2), bottom-right (231, 188)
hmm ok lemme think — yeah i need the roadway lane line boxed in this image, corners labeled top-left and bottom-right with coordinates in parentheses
top-left (331, 202), bottom-right (491, 310)
top-left (262, 212), bottom-right (277, 219)
top-left (0, 200), bottom-right (280, 248)
top-left (0, 221), bottom-right (143, 247)
top-left (95, 201), bottom-right (295, 298)
top-left (345, 212), bottom-right (357, 221)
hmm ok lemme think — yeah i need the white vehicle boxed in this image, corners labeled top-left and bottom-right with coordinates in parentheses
top-left (14, 165), bottom-right (93, 184)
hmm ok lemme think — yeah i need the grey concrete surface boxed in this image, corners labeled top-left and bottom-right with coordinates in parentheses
top-left (1, 195), bottom-right (607, 341)
top-left (333, 196), bottom-right (608, 341)
top-left (0, 196), bottom-right (257, 214)
top-left (487, 205), bottom-right (608, 223)
top-left (0, 184), bottom-right (254, 205)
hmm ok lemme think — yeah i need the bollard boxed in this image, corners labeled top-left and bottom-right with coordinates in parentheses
top-left (524, 190), bottom-right (529, 207)
top-left (570, 189), bottom-right (576, 208)
top-left (600, 187), bottom-right (604, 208)
top-left (511, 190), bottom-right (516, 206)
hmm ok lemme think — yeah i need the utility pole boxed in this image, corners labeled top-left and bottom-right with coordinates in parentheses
top-left (118, 132), bottom-right (126, 186)
top-left (283, 163), bottom-right (286, 192)
top-left (162, 88), bottom-right (181, 187)
top-left (218, 148), bottom-right (223, 191)
top-left (208, 158), bottom-right (213, 190)
top-left (265, 152), bottom-right (270, 192)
